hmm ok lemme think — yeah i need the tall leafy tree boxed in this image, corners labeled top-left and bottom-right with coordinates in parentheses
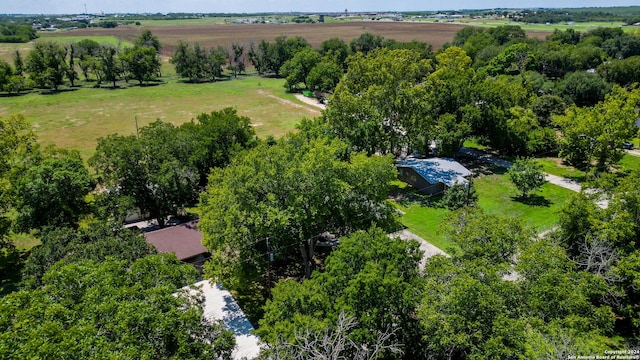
top-left (21, 223), bottom-right (156, 288)
top-left (1, 254), bottom-right (235, 359)
top-left (120, 45), bottom-right (161, 85)
top-left (90, 121), bottom-right (198, 227)
top-left (179, 107), bottom-right (257, 186)
top-left (554, 86), bottom-right (639, 171)
top-left (13, 148), bottom-right (95, 231)
top-left (326, 48), bottom-right (432, 155)
top-left (280, 48), bottom-right (321, 91)
top-left (507, 157), bottom-right (547, 198)
top-left (25, 41), bottom-right (68, 90)
top-left (199, 136), bottom-right (398, 283)
top-left (258, 227), bottom-right (426, 359)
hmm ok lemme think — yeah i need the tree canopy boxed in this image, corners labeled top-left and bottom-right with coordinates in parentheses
top-left (199, 135), bottom-right (399, 284)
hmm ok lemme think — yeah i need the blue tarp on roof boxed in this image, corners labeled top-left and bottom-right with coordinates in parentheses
top-left (396, 157), bottom-right (471, 187)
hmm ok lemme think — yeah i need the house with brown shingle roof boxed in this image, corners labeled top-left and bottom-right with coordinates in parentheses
top-left (143, 220), bottom-right (209, 265)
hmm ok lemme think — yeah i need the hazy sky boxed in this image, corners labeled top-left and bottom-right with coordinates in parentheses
top-left (4, 0), bottom-right (639, 15)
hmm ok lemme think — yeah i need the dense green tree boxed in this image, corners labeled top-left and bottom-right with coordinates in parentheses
top-left (531, 94), bottom-right (567, 127)
top-left (1, 255), bottom-right (235, 359)
top-left (382, 39), bottom-right (433, 60)
top-left (571, 44), bottom-right (607, 71)
top-left (280, 48), bottom-right (321, 91)
top-left (440, 181), bottom-right (477, 210)
top-left (428, 46), bottom-right (475, 118)
top-left (0, 59), bottom-right (12, 91)
top-left (25, 41), bottom-right (68, 90)
top-left (90, 121), bottom-right (198, 227)
top-left (199, 136), bottom-right (398, 283)
top-left (120, 45), bottom-right (161, 85)
top-left (486, 42), bottom-right (536, 77)
top-left (258, 227), bottom-right (425, 359)
top-left (487, 25), bottom-right (527, 45)
top-left (557, 70), bottom-right (611, 107)
top-left (547, 28), bottom-right (582, 45)
top-left (12, 148), bottom-right (95, 231)
top-left (326, 48), bottom-right (432, 155)
top-left (249, 36), bottom-right (311, 76)
top-left (134, 29), bottom-right (161, 53)
top-left (171, 41), bottom-right (226, 82)
top-left (420, 256), bottom-right (526, 359)
top-left (318, 37), bottom-right (350, 69)
top-left (306, 59), bottom-right (343, 93)
top-left (433, 113), bottom-right (472, 157)
top-left (599, 55), bottom-right (640, 87)
top-left (350, 32), bottom-right (384, 55)
top-left (602, 33), bottom-right (640, 60)
top-left (507, 157), bottom-right (547, 198)
top-left (178, 107), bottom-right (258, 186)
top-left (21, 223), bottom-right (156, 288)
top-left (98, 45), bottom-right (119, 87)
top-left (75, 39), bottom-right (101, 81)
top-left (554, 86), bottom-right (639, 171)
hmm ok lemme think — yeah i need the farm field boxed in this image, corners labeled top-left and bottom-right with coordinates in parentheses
top-left (40, 21), bottom-right (476, 56)
top-left (0, 75), bottom-right (320, 158)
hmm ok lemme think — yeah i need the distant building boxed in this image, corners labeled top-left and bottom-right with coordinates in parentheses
top-left (396, 157), bottom-right (472, 195)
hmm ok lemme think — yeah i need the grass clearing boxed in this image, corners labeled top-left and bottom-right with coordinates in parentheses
top-left (391, 165), bottom-right (576, 254)
top-left (0, 75), bottom-right (319, 159)
top-left (475, 171), bottom-right (575, 232)
top-left (389, 181), bottom-right (456, 253)
top-left (536, 157), bottom-right (586, 182)
top-left (36, 35), bottom-right (129, 46)
top-left (618, 153), bottom-right (640, 173)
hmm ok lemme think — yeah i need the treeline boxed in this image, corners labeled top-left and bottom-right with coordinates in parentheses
top-left (512, 6), bottom-right (640, 24)
top-left (0, 30), bottom-right (161, 93)
top-left (0, 23), bottom-right (37, 43)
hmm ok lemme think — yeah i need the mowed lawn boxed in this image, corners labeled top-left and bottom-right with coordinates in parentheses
top-left (0, 76), bottom-right (321, 158)
top-left (393, 170), bottom-right (576, 253)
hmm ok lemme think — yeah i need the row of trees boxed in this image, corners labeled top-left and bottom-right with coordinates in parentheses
top-left (321, 33), bottom-right (639, 174)
top-left (171, 41), bottom-right (244, 82)
top-left (0, 30), bottom-right (162, 92)
top-left (0, 23), bottom-right (37, 43)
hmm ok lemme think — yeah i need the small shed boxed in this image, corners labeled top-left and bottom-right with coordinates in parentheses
top-left (396, 157), bottom-right (472, 195)
top-left (143, 220), bottom-right (209, 265)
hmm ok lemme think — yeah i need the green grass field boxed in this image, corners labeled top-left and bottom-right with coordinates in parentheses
top-left (475, 171), bottom-right (575, 232)
top-left (536, 157), bottom-right (586, 182)
top-left (618, 153), bottom-right (640, 173)
top-left (36, 35), bottom-right (129, 46)
top-left (392, 168), bottom-right (576, 253)
top-left (435, 19), bottom-right (632, 33)
top-left (0, 75), bottom-right (320, 159)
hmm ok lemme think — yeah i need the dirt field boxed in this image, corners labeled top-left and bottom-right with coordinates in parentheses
top-left (40, 21), bottom-right (550, 57)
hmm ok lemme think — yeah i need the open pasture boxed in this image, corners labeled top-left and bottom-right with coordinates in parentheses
top-left (41, 21), bottom-right (474, 56)
top-left (0, 76), bottom-right (320, 159)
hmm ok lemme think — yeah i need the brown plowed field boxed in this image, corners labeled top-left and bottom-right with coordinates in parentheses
top-left (43, 22), bottom-right (550, 57)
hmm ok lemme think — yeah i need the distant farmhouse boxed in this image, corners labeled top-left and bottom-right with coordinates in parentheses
top-left (396, 157), bottom-right (472, 195)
